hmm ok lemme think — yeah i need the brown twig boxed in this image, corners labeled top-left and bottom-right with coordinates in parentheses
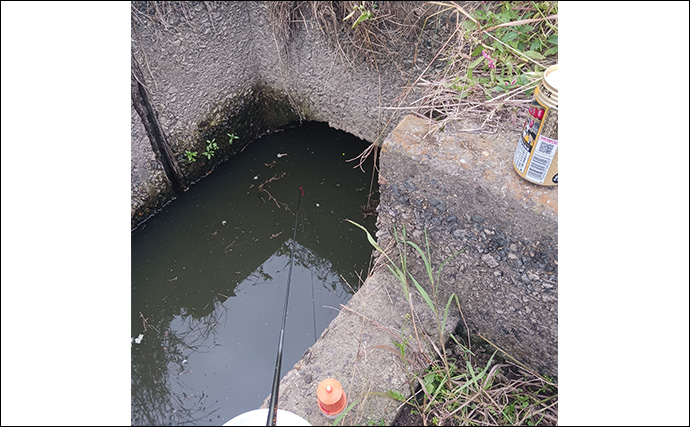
top-left (257, 172), bottom-right (291, 211)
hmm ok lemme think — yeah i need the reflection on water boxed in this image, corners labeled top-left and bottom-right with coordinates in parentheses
top-left (131, 123), bottom-right (377, 425)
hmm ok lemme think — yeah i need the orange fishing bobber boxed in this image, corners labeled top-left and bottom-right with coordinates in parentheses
top-left (317, 378), bottom-right (347, 418)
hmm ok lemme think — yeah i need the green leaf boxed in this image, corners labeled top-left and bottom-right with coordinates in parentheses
top-left (502, 31), bottom-right (518, 43)
top-left (331, 398), bottom-right (360, 426)
top-left (404, 239), bottom-right (433, 285)
top-left (406, 272), bottom-right (436, 315)
top-left (423, 372), bottom-right (437, 393)
top-left (543, 46), bottom-right (558, 56)
top-left (346, 219), bottom-right (405, 293)
top-left (352, 10), bottom-right (372, 28)
top-left (386, 390), bottom-right (405, 402)
top-left (461, 19), bottom-right (477, 30)
top-left (523, 50), bottom-right (545, 60)
top-left (471, 45), bottom-right (483, 56)
top-left (469, 56), bottom-right (484, 69)
top-left (516, 74), bottom-right (530, 85)
top-left (530, 39), bottom-right (541, 52)
top-left (547, 35), bottom-right (558, 45)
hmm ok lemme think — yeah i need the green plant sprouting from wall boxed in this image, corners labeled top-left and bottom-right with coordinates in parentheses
top-left (202, 138), bottom-right (218, 160)
top-left (343, 1), bottom-right (375, 29)
top-left (185, 132), bottom-right (240, 163)
top-left (184, 150), bottom-right (198, 162)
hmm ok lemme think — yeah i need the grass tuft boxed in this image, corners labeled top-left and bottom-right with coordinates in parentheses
top-left (349, 219), bottom-right (558, 426)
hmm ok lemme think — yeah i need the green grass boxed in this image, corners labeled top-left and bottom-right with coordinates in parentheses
top-left (412, 1), bottom-right (558, 131)
top-left (348, 220), bottom-right (558, 426)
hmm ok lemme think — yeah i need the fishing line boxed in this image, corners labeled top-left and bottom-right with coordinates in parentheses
top-left (266, 186), bottom-right (303, 427)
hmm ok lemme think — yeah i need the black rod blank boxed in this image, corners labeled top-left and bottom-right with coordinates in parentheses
top-left (266, 187), bottom-right (303, 426)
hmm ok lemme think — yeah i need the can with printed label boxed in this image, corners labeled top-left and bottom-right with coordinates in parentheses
top-left (513, 64), bottom-right (558, 186)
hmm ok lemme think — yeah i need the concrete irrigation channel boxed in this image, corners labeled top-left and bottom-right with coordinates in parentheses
top-left (131, 2), bottom-right (557, 425)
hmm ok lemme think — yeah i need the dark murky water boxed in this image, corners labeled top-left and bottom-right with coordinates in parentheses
top-left (131, 122), bottom-right (378, 425)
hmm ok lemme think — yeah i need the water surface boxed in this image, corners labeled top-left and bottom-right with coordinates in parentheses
top-left (131, 122), bottom-right (378, 425)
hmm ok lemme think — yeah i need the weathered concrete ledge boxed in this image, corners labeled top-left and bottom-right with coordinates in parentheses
top-left (269, 115), bottom-right (558, 425)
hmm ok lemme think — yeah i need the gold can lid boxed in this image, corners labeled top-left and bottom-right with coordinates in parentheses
top-left (536, 64), bottom-right (558, 109)
top-left (544, 64), bottom-right (558, 92)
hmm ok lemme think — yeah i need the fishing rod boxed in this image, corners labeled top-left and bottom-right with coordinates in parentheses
top-left (266, 186), bottom-right (304, 427)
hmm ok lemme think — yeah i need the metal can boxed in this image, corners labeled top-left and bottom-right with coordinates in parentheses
top-left (513, 64), bottom-right (558, 186)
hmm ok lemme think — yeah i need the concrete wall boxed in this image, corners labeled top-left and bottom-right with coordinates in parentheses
top-left (130, 1), bottom-right (428, 229)
top-left (377, 116), bottom-right (558, 375)
top-left (131, 99), bottom-right (174, 222)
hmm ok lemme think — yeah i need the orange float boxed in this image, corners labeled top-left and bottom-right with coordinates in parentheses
top-left (316, 378), bottom-right (347, 418)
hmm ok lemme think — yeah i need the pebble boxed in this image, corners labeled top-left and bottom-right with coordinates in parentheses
top-left (470, 214), bottom-right (484, 224)
top-left (403, 179), bottom-right (417, 190)
top-left (481, 254), bottom-right (499, 268)
top-left (492, 230), bottom-right (507, 246)
top-left (509, 244), bottom-right (518, 252)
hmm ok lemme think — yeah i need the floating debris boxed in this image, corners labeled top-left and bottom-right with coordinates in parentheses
top-left (277, 153), bottom-right (287, 158)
